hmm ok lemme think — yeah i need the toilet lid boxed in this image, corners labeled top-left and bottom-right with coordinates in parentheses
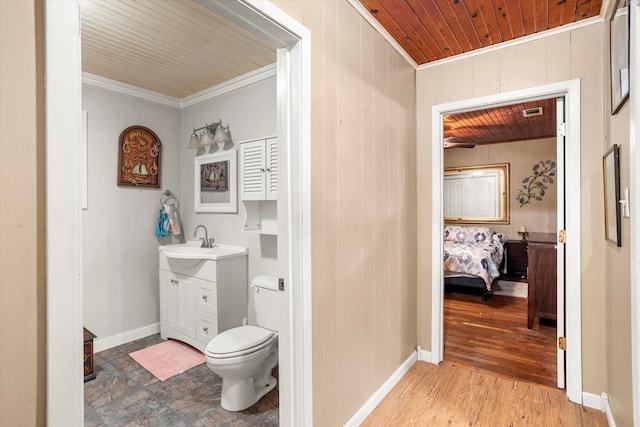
top-left (206, 325), bottom-right (275, 358)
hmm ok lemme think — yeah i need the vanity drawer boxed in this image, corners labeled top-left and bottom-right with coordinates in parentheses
top-left (196, 311), bottom-right (219, 344)
top-left (195, 280), bottom-right (218, 315)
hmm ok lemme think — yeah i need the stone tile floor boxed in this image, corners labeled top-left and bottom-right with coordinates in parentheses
top-left (84, 334), bottom-right (279, 426)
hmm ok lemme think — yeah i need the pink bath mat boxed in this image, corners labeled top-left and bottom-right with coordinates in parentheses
top-left (129, 340), bottom-right (205, 381)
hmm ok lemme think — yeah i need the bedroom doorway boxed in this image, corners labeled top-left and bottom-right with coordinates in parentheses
top-left (431, 80), bottom-right (583, 404)
top-left (441, 97), bottom-right (563, 388)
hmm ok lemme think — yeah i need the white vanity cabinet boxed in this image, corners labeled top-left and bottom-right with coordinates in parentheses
top-left (158, 249), bottom-right (248, 353)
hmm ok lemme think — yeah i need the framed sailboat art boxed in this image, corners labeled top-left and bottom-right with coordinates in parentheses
top-left (117, 125), bottom-right (162, 188)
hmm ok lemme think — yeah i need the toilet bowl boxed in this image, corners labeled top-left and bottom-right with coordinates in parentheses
top-left (205, 275), bottom-right (280, 411)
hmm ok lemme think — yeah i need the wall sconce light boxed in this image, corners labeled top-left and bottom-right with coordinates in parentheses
top-left (187, 119), bottom-right (231, 152)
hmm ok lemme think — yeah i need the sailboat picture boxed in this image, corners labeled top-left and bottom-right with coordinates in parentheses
top-left (117, 125), bottom-right (162, 188)
top-left (201, 160), bottom-right (228, 192)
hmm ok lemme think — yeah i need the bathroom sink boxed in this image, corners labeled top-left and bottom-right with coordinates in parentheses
top-left (159, 242), bottom-right (248, 261)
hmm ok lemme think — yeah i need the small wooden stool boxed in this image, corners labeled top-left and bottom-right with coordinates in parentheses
top-left (83, 328), bottom-right (97, 382)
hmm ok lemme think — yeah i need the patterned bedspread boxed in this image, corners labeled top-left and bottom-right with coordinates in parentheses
top-left (443, 226), bottom-right (506, 291)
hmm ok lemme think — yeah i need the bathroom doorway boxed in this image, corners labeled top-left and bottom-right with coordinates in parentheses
top-left (45, 1), bottom-right (312, 425)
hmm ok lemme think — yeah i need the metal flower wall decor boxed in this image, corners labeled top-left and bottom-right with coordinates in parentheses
top-left (515, 160), bottom-right (557, 207)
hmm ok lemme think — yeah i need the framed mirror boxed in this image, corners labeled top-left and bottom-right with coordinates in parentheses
top-left (194, 150), bottom-right (237, 213)
top-left (444, 163), bottom-right (510, 224)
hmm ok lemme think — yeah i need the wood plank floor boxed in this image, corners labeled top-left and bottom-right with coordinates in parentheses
top-left (361, 361), bottom-right (607, 426)
top-left (444, 290), bottom-right (557, 387)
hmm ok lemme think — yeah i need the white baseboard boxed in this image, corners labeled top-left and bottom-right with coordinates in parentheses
top-left (494, 280), bottom-right (528, 298)
top-left (343, 350), bottom-right (418, 426)
top-left (582, 391), bottom-right (603, 411)
top-left (417, 345), bottom-right (434, 363)
top-left (601, 393), bottom-right (616, 427)
top-left (93, 323), bottom-right (160, 353)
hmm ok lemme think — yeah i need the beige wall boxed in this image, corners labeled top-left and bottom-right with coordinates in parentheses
top-left (605, 45), bottom-right (633, 427)
top-left (272, 2), bottom-right (417, 425)
top-left (0, 1), bottom-right (46, 426)
top-left (417, 23), bottom-right (608, 394)
top-left (444, 137), bottom-right (558, 237)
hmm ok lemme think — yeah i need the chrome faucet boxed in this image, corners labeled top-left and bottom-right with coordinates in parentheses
top-left (193, 224), bottom-right (214, 248)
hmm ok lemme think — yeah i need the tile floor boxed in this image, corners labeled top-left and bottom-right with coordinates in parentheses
top-left (84, 334), bottom-right (279, 426)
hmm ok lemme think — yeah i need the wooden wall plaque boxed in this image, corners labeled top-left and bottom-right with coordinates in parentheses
top-left (117, 125), bottom-right (161, 188)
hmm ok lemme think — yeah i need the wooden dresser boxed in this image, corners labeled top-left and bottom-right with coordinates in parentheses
top-left (526, 233), bottom-right (557, 329)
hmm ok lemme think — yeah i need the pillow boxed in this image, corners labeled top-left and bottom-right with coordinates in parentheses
top-left (493, 232), bottom-right (507, 246)
top-left (444, 225), bottom-right (494, 244)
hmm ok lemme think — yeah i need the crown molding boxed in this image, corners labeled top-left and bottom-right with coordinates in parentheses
top-left (82, 73), bottom-right (181, 107)
top-left (82, 62), bottom-right (277, 109)
top-left (417, 16), bottom-right (603, 70)
top-left (180, 63), bottom-right (276, 108)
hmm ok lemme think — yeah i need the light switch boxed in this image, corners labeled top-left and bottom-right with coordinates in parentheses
top-left (620, 187), bottom-right (630, 218)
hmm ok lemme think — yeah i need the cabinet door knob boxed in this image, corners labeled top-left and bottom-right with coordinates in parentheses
top-left (203, 327), bottom-right (208, 333)
top-left (202, 295), bottom-right (208, 302)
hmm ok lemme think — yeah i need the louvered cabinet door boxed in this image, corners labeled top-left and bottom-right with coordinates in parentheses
top-left (240, 140), bottom-right (266, 200)
top-left (265, 137), bottom-right (278, 200)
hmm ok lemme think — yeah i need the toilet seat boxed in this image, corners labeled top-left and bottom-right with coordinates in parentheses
top-left (206, 325), bottom-right (276, 359)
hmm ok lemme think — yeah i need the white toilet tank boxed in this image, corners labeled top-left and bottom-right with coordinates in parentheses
top-left (251, 275), bottom-right (280, 332)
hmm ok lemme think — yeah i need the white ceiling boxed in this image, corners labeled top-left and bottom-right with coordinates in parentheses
top-left (80, 0), bottom-right (277, 99)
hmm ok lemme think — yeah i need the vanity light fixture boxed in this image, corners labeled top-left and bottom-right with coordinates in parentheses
top-left (187, 119), bottom-right (231, 152)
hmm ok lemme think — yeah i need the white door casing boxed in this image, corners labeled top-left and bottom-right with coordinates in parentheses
top-left (46, 1), bottom-right (313, 426)
top-left (431, 80), bottom-right (582, 403)
top-left (556, 96), bottom-right (566, 389)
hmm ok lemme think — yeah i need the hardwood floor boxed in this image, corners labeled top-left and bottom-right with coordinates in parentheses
top-left (444, 290), bottom-right (557, 387)
top-left (361, 361), bottom-right (607, 426)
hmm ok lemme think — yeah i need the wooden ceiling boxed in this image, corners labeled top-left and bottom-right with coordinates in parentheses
top-left (80, 0), bottom-right (276, 99)
top-left (358, 0), bottom-right (604, 65)
top-left (444, 99), bottom-right (557, 147)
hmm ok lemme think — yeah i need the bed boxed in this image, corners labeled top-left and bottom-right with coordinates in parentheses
top-left (443, 225), bottom-right (507, 300)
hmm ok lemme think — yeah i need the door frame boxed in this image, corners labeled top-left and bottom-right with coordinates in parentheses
top-left (45, 1), bottom-right (312, 425)
top-left (629, 1), bottom-right (640, 425)
top-left (430, 80), bottom-right (583, 403)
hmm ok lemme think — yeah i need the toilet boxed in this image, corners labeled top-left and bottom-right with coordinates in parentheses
top-left (205, 275), bottom-right (279, 411)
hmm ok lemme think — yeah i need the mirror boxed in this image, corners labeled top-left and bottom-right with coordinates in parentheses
top-left (443, 163), bottom-right (509, 224)
top-left (194, 150), bottom-right (237, 213)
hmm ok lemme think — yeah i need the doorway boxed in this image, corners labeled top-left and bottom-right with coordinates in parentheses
top-left (45, 1), bottom-right (312, 425)
top-left (441, 98), bottom-right (562, 388)
top-left (430, 80), bottom-right (583, 404)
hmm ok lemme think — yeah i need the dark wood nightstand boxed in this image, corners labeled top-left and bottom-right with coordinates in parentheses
top-left (504, 240), bottom-right (528, 280)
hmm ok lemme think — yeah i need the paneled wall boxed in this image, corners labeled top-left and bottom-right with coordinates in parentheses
top-left (417, 23), bottom-right (607, 395)
top-left (605, 16), bottom-right (633, 427)
top-left (272, 2), bottom-right (417, 426)
top-left (0, 1), bottom-right (46, 425)
top-left (444, 137), bottom-right (557, 237)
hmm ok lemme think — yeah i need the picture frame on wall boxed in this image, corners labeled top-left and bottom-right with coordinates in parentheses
top-left (609, 0), bottom-right (630, 115)
top-left (603, 144), bottom-right (621, 247)
top-left (117, 125), bottom-right (162, 188)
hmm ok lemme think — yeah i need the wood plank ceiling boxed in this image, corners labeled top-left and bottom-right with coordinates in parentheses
top-left (444, 99), bottom-right (557, 147)
top-left (80, 0), bottom-right (276, 99)
top-left (358, 0), bottom-right (604, 65)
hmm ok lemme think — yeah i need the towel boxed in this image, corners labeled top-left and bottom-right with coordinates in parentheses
top-left (162, 203), bottom-right (181, 235)
top-left (155, 206), bottom-right (170, 238)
